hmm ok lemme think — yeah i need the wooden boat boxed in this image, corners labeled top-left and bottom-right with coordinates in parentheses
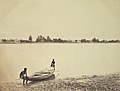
top-left (28, 68), bottom-right (55, 81)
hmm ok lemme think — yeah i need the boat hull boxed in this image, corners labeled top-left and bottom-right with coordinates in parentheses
top-left (28, 74), bottom-right (55, 81)
top-left (28, 69), bottom-right (55, 81)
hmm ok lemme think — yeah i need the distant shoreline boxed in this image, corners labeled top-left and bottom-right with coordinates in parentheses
top-left (0, 42), bottom-right (120, 44)
top-left (0, 36), bottom-right (120, 44)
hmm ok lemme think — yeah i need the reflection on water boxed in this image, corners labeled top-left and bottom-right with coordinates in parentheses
top-left (0, 43), bottom-right (120, 82)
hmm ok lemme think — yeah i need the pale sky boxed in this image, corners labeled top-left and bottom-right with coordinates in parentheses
top-left (0, 0), bottom-right (120, 40)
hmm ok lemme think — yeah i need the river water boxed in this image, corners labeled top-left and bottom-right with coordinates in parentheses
top-left (0, 43), bottom-right (120, 82)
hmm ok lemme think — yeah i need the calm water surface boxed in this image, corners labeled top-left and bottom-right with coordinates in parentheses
top-left (0, 43), bottom-right (120, 82)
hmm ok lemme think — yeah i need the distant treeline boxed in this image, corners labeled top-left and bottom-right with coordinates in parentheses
top-left (0, 35), bottom-right (120, 44)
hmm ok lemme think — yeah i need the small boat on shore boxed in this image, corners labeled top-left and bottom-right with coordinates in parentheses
top-left (28, 68), bottom-right (55, 81)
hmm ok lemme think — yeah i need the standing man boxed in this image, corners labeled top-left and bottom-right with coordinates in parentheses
top-left (51, 59), bottom-right (55, 70)
top-left (19, 68), bottom-right (28, 85)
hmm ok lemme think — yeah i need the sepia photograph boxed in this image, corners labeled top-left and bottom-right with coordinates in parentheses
top-left (0, 0), bottom-right (120, 91)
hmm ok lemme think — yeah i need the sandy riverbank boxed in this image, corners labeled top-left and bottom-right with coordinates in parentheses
top-left (0, 73), bottom-right (120, 91)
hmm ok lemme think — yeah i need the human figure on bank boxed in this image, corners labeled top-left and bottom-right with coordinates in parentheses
top-left (51, 59), bottom-right (55, 70)
top-left (19, 68), bottom-right (28, 85)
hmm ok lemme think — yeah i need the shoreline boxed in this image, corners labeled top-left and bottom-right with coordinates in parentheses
top-left (1, 73), bottom-right (120, 91)
top-left (0, 42), bottom-right (120, 45)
